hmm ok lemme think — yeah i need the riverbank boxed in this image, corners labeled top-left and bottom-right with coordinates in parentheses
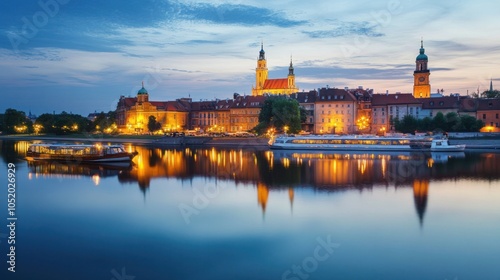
top-left (1, 134), bottom-right (500, 150)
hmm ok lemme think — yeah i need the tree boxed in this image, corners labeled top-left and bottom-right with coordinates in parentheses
top-left (445, 112), bottom-right (460, 131)
top-left (419, 117), bottom-right (433, 132)
top-left (254, 97), bottom-right (301, 134)
top-left (147, 115), bottom-right (161, 133)
top-left (3, 109), bottom-right (32, 134)
top-left (395, 115), bottom-right (418, 134)
top-left (481, 90), bottom-right (500, 99)
top-left (433, 112), bottom-right (446, 132)
top-left (36, 112), bottom-right (90, 134)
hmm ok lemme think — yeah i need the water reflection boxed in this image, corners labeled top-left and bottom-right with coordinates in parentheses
top-left (27, 161), bottom-right (132, 186)
top-left (3, 140), bottom-right (500, 226)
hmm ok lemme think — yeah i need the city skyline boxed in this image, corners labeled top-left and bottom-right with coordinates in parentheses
top-left (1, 0), bottom-right (500, 115)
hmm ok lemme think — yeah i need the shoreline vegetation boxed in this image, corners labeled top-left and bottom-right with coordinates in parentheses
top-left (1, 134), bottom-right (500, 150)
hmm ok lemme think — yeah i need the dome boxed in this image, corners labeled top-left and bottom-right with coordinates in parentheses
top-left (416, 40), bottom-right (428, 61)
top-left (137, 82), bottom-right (148, 95)
top-left (416, 52), bottom-right (428, 61)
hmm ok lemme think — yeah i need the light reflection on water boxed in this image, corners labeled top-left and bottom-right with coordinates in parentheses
top-left (1, 140), bottom-right (500, 280)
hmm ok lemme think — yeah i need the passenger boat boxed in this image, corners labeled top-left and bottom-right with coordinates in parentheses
top-left (26, 143), bottom-right (138, 162)
top-left (268, 135), bottom-right (466, 152)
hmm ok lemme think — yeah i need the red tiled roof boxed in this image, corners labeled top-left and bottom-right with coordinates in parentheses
top-left (263, 78), bottom-right (288, 90)
top-left (420, 96), bottom-right (461, 110)
top-left (371, 93), bottom-right (421, 106)
top-left (477, 98), bottom-right (500, 111)
top-left (290, 91), bottom-right (317, 103)
top-left (149, 101), bottom-right (190, 112)
top-left (216, 99), bottom-right (233, 110)
top-left (316, 88), bottom-right (357, 102)
top-left (190, 101), bottom-right (216, 111)
top-left (231, 95), bottom-right (266, 108)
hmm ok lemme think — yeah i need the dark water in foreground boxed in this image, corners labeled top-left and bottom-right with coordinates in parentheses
top-left (0, 140), bottom-right (500, 280)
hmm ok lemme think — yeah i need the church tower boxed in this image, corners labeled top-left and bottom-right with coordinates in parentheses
top-left (288, 57), bottom-right (296, 89)
top-left (413, 40), bottom-right (431, 98)
top-left (137, 81), bottom-right (149, 103)
top-left (254, 43), bottom-right (268, 95)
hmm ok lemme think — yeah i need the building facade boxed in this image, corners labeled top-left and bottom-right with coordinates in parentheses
top-left (116, 84), bottom-right (190, 133)
top-left (313, 88), bottom-right (357, 134)
top-left (371, 93), bottom-right (422, 133)
top-left (477, 99), bottom-right (500, 132)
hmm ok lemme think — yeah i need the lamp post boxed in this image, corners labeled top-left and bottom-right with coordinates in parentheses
top-left (284, 125), bottom-right (289, 135)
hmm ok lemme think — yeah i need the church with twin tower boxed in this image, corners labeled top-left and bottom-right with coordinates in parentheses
top-left (251, 43), bottom-right (298, 96)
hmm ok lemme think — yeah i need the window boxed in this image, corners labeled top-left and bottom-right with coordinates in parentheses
top-left (374, 108), bottom-right (377, 111)
top-left (496, 113), bottom-right (499, 119)
top-left (322, 118), bottom-right (324, 123)
top-left (328, 104), bottom-right (331, 107)
top-left (483, 114), bottom-right (487, 119)
top-left (328, 95), bottom-right (331, 100)
top-left (321, 104), bottom-right (324, 108)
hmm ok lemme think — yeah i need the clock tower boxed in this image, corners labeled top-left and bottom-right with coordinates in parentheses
top-left (413, 40), bottom-right (431, 98)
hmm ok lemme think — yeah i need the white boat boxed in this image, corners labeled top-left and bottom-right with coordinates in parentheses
top-left (268, 134), bottom-right (466, 152)
top-left (26, 143), bottom-right (138, 162)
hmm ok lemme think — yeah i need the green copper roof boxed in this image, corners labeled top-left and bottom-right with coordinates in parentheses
top-left (416, 40), bottom-right (428, 61)
top-left (138, 87), bottom-right (148, 94)
top-left (138, 82), bottom-right (148, 94)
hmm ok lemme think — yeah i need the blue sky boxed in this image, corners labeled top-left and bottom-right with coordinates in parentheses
top-left (1, 0), bottom-right (500, 115)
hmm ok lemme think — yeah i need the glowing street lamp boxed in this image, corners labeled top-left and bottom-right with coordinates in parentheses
top-left (284, 125), bottom-right (289, 135)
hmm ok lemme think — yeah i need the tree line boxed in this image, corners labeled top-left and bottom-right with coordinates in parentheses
top-left (392, 112), bottom-right (484, 134)
top-left (0, 108), bottom-right (117, 135)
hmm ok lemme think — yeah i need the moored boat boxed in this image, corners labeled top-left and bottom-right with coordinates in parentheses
top-left (269, 134), bottom-right (466, 152)
top-left (26, 143), bottom-right (138, 162)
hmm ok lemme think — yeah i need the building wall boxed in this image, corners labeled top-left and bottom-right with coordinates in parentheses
top-left (314, 100), bottom-right (356, 134)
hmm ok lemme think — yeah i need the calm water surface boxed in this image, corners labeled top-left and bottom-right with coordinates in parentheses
top-left (1, 140), bottom-right (500, 280)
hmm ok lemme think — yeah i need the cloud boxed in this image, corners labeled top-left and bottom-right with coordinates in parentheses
top-left (169, 2), bottom-right (307, 27)
top-left (303, 21), bottom-right (384, 38)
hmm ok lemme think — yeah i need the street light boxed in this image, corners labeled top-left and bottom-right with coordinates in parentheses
top-left (284, 125), bottom-right (289, 135)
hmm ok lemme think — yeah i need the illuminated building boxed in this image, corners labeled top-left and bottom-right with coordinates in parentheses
top-left (215, 99), bottom-right (233, 133)
top-left (116, 83), bottom-right (190, 133)
top-left (413, 40), bottom-right (431, 98)
top-left (477, 98), bottom-right (500, 132)
top-left (229, 95), bottom-right (265, 132)
top-left (371, 93), bottom-right (421, 133)
top-left (314, 88), bottom-right (357, 134)
top-left (251, 43), bottom-right (298, 96)
top-left (190, 100), bottom-right (217, 133)
top-left (291, 91), bottom-right (316, 132)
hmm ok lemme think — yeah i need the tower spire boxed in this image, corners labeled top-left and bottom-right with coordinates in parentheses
top-left (490, 78), bottom-right (493, 92)
top-left (258, 41), bottom-right (265, 60)
top-left (142, 81), bottom-right (144, 88)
